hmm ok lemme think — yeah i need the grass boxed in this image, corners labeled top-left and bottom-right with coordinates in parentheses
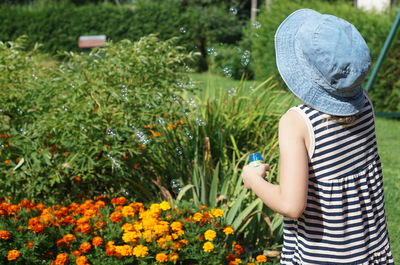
top-left (190, 72), bottom-right (400, 262)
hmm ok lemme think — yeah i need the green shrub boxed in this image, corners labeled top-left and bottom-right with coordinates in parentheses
top-left (0, 35), bottom-right (194, 202)
top-left (251, 0), bottom-right (399, 112)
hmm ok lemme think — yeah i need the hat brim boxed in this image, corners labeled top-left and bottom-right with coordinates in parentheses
top-left (275, 9), bottom-right (365, 116)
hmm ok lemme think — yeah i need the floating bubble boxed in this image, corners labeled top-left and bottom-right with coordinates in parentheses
top-left (107, 153), bottom-right (121, 169)
top-left (19, 128), bottom-right (27, 135)
top-left (171, 179), bottom-right (182, 194)
top-left (62, 105), bottom-right (69, 112)
top-left (228, 87), bottom-right (237, 96)
top-left (187, 80), bottom-right (196, 89)
top-left (179, 27), bottom-right (187, 34)
top-left (176, 81), bottom-right (185, 88)
top-left (252, 21), bottom-right (262, 29)
top-left (207, 47), bottom-right (218, 57)
top-left (172, 94), bottom-right (181, 103)
top-left (146, 103), bottom-right (152, 109)
top-left (229, 7), bottom-right (238, 15)
top-left (81, 126), bottom-right (88, 133)
top-left (175, 146), bottom-right (183, 156)
top-left (32, 73), bottom-right (38, 80)
top-left (130, 124), bottom-right (150, 145)
top-left (106, 127), bottom-right (117, 137)
top-left (185, 131), bottom-right (194, 140)
top-left (186, 97), bottom-right (197, 108)
top-left (157, 117), bottom-right (165, 126)
top-left (223, 66), bottom-right (233, 78)
top-left (16, 108), bottom-right (23, 115)
top-left (196, 117), bottom-right (206, 126)
top-left (241, 50), bottom-right (251, 66)
top-left (121, 85), bottom-right (129, 101)
top-left (249, 85), bottom-right (255, 92)
top-left (183, 109), bottom-right (190, 116)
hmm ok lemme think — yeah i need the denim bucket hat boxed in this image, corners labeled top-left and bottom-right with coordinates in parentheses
top-left (275, 9), bottom-right (371, 116)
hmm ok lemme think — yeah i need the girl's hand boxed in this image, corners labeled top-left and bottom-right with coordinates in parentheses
top-left (241, 164), bottom-right (270, 189)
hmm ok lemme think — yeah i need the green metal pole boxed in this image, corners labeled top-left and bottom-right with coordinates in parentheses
top-left (365, 9), bottom-right (400, 92)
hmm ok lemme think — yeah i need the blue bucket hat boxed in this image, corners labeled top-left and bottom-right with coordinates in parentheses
top-left (275, 9), bottom-right (371, 116)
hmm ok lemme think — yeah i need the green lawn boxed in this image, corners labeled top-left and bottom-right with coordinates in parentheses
top-left (190, 72), bottom-right (400, 262)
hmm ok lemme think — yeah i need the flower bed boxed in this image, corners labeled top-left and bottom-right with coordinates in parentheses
top-left (0, 197), bottom-right (270, 264)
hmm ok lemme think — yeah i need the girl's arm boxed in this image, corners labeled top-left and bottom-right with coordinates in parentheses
top-left (241, 110), bottom-right (309, 219)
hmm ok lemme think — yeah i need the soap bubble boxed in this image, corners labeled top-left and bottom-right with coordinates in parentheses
top-left (107, 153), bottom-right (121, 169)
top-left (121, 85), bottom-right (129, 101)
top-left (62, 105), bottom-right (69, 112)
top-left (196, 117), bottom-right (206, 126)
top-left (179, 27), bottom-right (187, 34)
top-left (207, 47), bottom-right (218, 56)
top-left (157, 117), bottom-right (165, 126)
top-left (228, 87), bottom-right (237, 97)
top-left (130, 124), bottom-right (150, 145)
top-left (223, 67), bottom-right (233, 78)
top-left (32, 73), bottom-right (38, 80)
top-left (171, 179), bottom-right (182, 194)
top-left (81, 126), bottom-right (88, 133)
top-left (106, 127), bottom-right (117, 137)
top-left (229, 7), bottom-right (238, 15)
top-left (16, 108), bottom-right (23, 115)
top-left (176, 81), bottom-right (185, 88)
top-left (175, 147), bottom-right (183, 156)
top-left (252, 21), bottom-right (262, 29)
top-left (241, 50), bottom-right (251, 66)
top-left (185, 131), bottom-right (194, 140)
top-left (186, 97), bottom-right (197, 108)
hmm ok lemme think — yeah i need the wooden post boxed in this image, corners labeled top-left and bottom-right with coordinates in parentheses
top-left (251, 0), bottom-right (258, 22)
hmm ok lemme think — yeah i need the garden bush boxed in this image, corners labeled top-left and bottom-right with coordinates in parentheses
top-left (0, 196), bottom-right (275, 264)
top-left (251, 0), bottom-right (399, 112)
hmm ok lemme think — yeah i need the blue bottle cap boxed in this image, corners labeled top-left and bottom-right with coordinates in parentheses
top-left (249, 152), bottom-right (263, 163)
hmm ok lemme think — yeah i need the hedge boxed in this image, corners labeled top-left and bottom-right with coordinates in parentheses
top-left (251, 0), bottom-right (399, 112)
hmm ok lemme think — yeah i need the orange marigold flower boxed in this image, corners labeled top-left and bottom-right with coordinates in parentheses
top-left (170, 221), bottom-right (183, 231)
top-left (26, 241), bottom-right (34, 249)
top-left (72, 250), bottom-right (81, 257)
top-left (203, 241), bottom-right (215, 252)
top-left (204, 229), bottom-right (217, 241)
top-left (0, 230), bottom-right (11, 240)
top-left (246, 263), bottom-right (256, 265)
top-left (79, 242), bottom-right (92, 253)
top-left (73, 176), bottom-right (81, 182)
top-left (229, 258), bottom-right (243, 265)
top-left (256, 255), bottom-right (267, 263)
top-left (226, 253), bottom-right (237, 261)
top-left (223, 226), bottom-right (234, 235)
top-left (92, 236), bottom-right (103, 246)
top-left (155, 253), bottom-right (168, 262)
top-left (4, 160), bottom-right (11, 166)
top-left (63, 234), bottom-right (76, 244)
top-left (75, 256), bottom-right (89, 265)
top-left (109, 211), bottom-right (123, 223)
top-left (122, 206), bottom-right (135, 217)
top-left (234, 244), bottom-right (244, 255)
top-left (133, 245), bottom-right (149, 258)
top-left (54, 253), bottom-right (69, 265)
top-left (105, 241), bottom-right (116, 256)
top-left (192, 212), bottom-right (203, 222)
top-left (111, 196), bottom-right (126, 205)
top-left (7, 250), bottom-right (21, 261)
top-left (94, 220), bottom-right (106, 230)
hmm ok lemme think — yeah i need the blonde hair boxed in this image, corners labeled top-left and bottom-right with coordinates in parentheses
top-left (327, 114), bottom-right (358, 125)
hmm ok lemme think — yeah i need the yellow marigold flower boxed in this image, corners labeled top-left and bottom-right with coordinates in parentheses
top-left (142, 230), bottom-right (153, 242)
top-left (169, 252), bottom-right (179, 262)
top-left (170, 221), bottom-right (183, 231)
top-left (203, 241), bottom-right (215, 252)
top-left (247, 263), bottom-right (256, 265)
top-left (7, 250), bottom-right (21, 261)
top-left (223, 226), bottom-right (234, 235)
top-left (122, 206), bottom-right (135, 217)
top-left (155, 253), bottom-right (168, 262)
top-left (256, 255), bottom-right (267, 263)
top-left (204, 229), bottom-right (217, 241)
top-left (133, 244), bottom-right (149, 258)
top-left (150, 203), bottom-right (161, 213)
top-left (160, 201), bottom-right (171, 211)
top-left (229, 258), bottom-right (242, 264)
top-left (122, 231), bottom-right (140, 243)
top-left (192, 212), bottom-right (203, 222)
top-left (210, 208), bottom-right (224, 218)
top-left (115, 245), bottom-right (134, 257)
top-left (121, 222), bottom-right (135, 232)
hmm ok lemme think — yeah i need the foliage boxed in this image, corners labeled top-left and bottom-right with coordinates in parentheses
top-left (0, 35), bottom-right (194, 202)
top-left (251, 0), bottom-right (399, 112)
top-left (0, 197), bottom-right (275, 264)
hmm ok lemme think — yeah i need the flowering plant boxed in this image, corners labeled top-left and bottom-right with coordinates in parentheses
top-left (0, 197), bottom-right (272, 264)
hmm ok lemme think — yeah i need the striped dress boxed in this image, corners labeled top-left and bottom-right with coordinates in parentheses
top-left (280, 93), bottom-right (394, 264)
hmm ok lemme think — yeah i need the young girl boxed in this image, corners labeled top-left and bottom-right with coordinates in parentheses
top-left (241, 9), bottom-right (394, 264)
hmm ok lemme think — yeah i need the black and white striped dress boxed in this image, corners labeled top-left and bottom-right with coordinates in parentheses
top-left (280, 93), bottom-right (394, 264)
